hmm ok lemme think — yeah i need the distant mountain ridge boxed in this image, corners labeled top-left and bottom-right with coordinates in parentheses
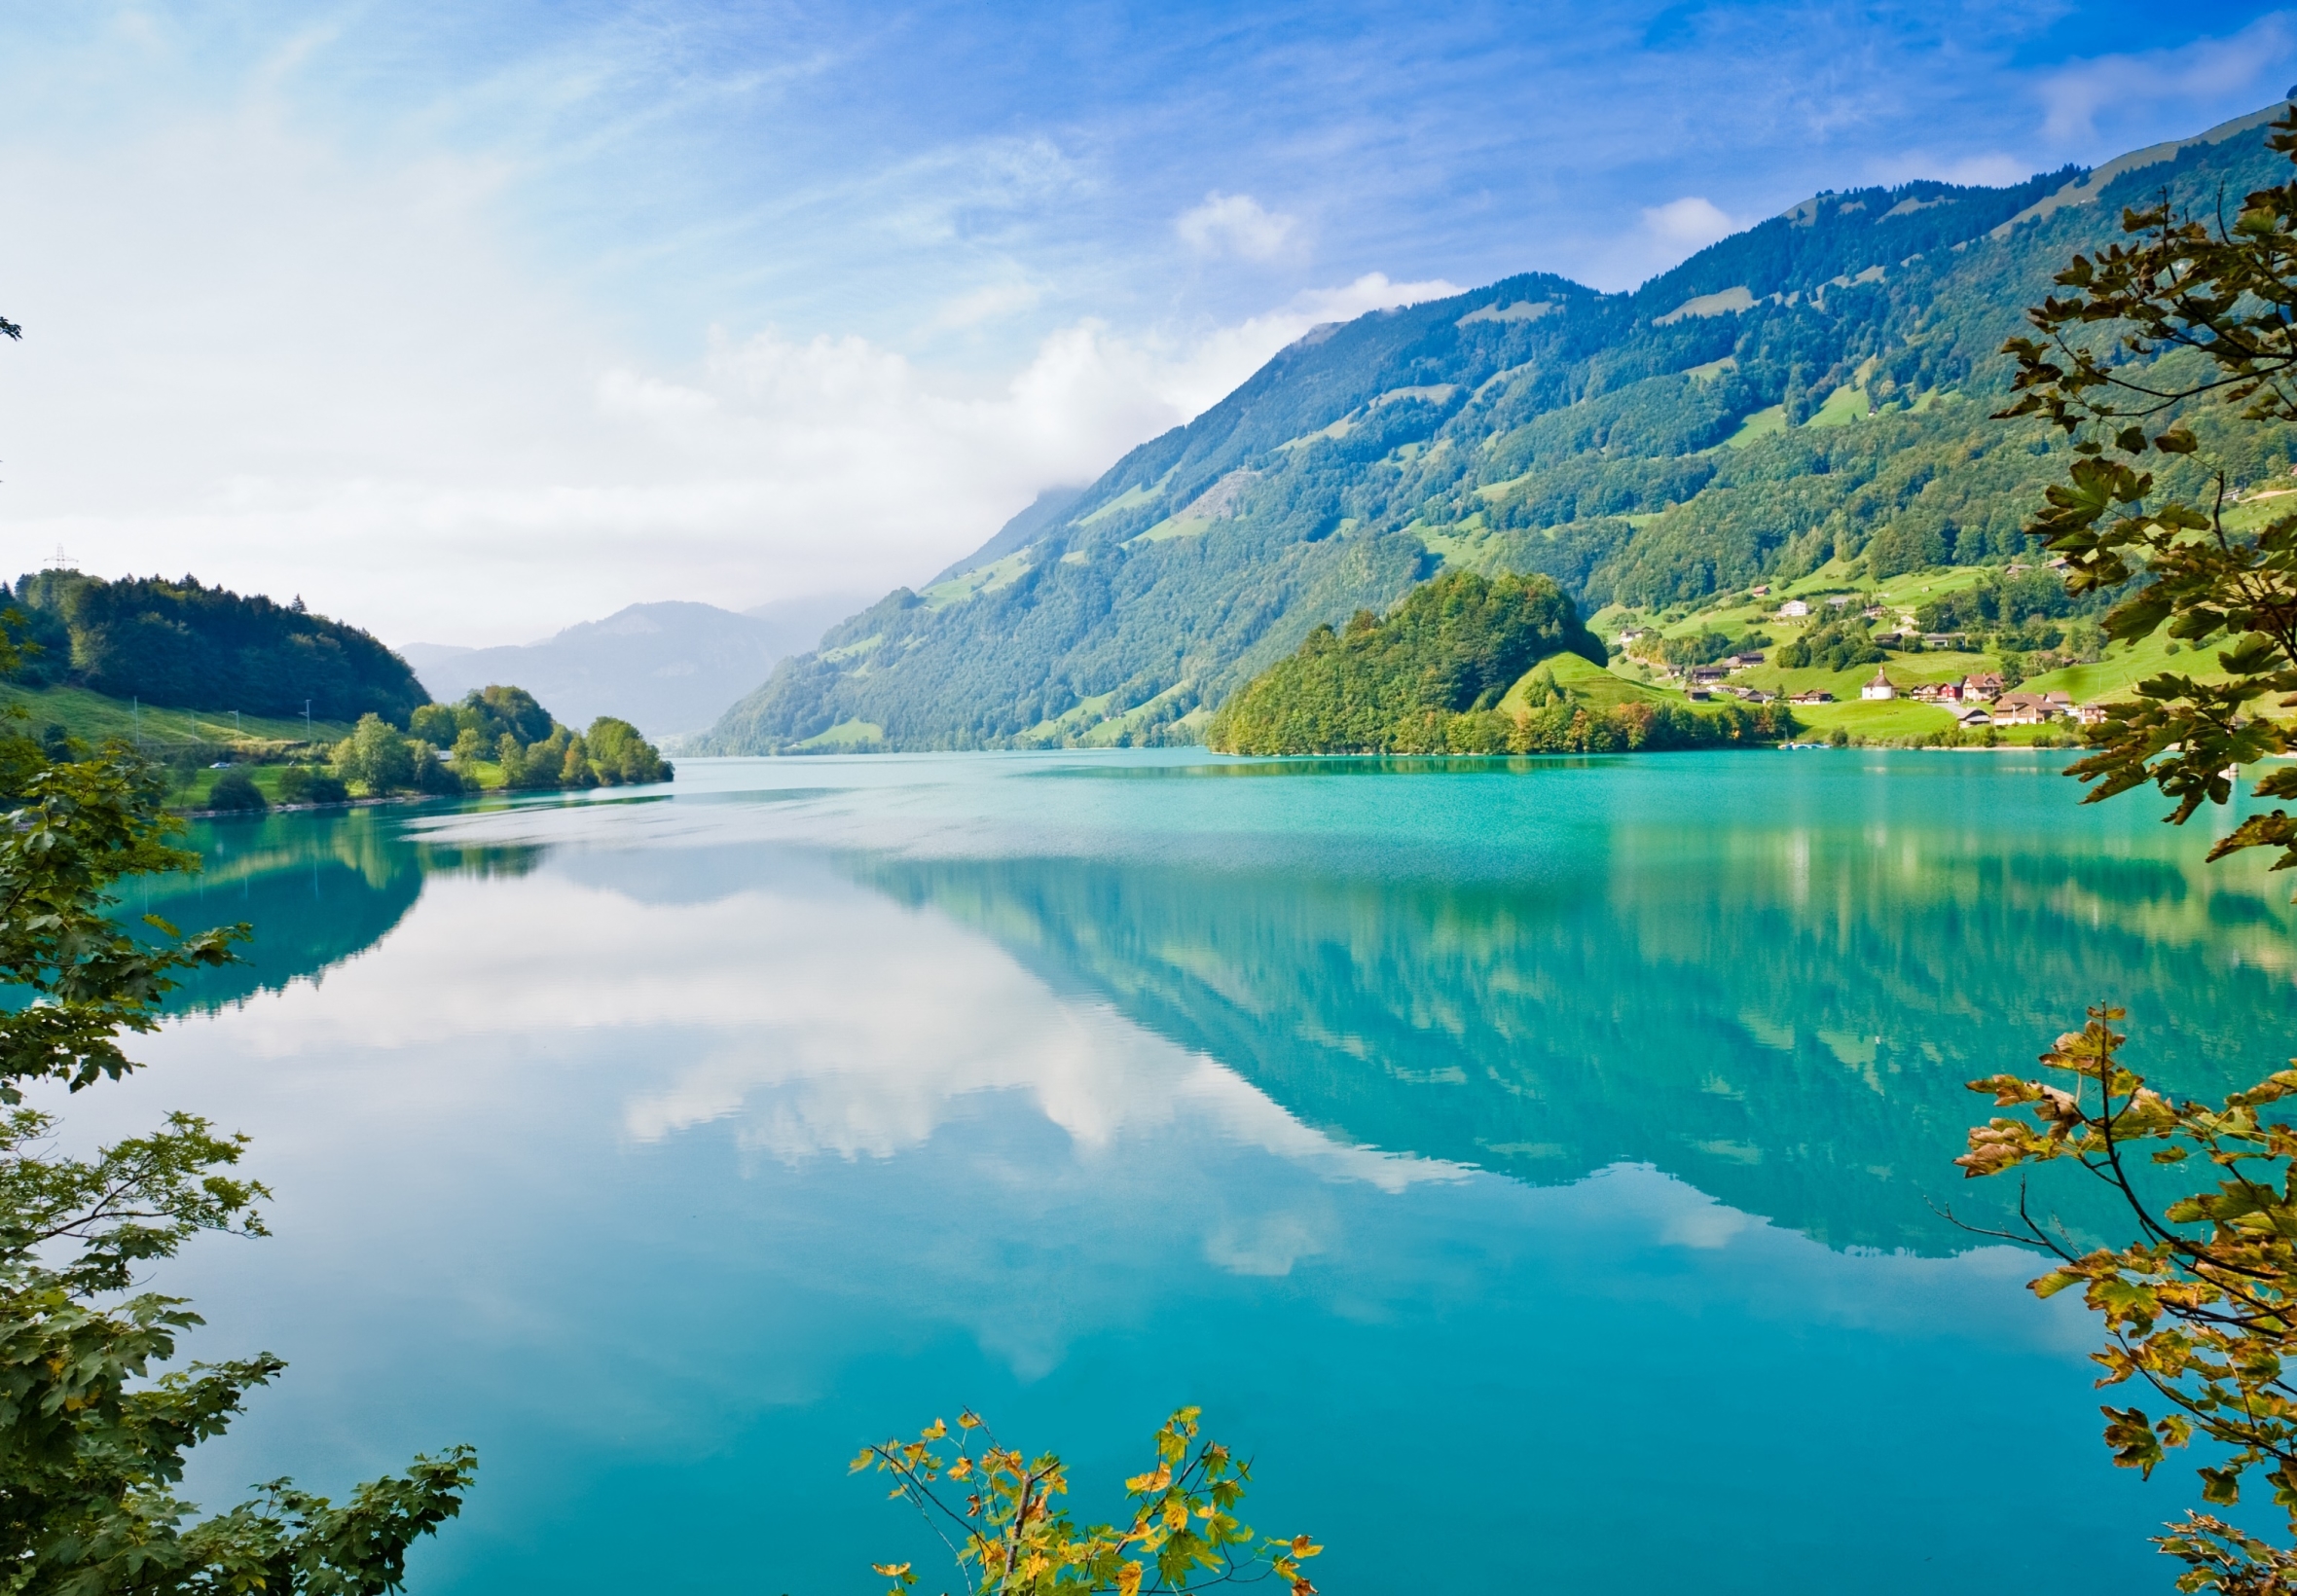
top-left (701, 99), bottom-right (2297, 753)
top-left (404, 596), bottom-right (863, 740)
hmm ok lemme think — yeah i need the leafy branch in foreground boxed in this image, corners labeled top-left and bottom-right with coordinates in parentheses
top-left (854, 1406), bottom-right (1320, 1596)
top-left (0, 664), bottom-right (477, 1592)
top-left (1997, 105), bottom-right (2297, 863)
top-left (1955, 1008), bottom-right (2297, 1591)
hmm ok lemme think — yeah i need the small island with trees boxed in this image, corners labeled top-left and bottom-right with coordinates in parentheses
top-left (1206, 569), bottom-right (1795, 754)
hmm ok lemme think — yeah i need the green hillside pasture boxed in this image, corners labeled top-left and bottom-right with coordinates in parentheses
top-left (923, 550), bottom-right (1034, 610)
top-left (794, 718), bottom-right (886, 749)
top-left (2024, 628), bottom-right (2228, 704)
top-left (0, 683), bottom-right (351, 751)
top-left (1501, 653), bottom-right (1673, 713)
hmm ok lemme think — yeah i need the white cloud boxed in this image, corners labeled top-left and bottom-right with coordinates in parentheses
top-left (2036, 15), bottom-right (2297, 146)
top-left (1641, 196), bottom-right (1738, 248)
top-left (1175, 191), bottom-right (1300, 261)
top-left (0, 96), bottom-right (1447, 647)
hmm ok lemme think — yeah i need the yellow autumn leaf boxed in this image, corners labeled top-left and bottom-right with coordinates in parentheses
top-left (1291, 1536), bottom-right (1323, 1558)
top-left (871, 1563), bottom-right (910, 1577)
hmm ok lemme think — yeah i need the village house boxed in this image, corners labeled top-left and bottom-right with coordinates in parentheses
top-left (1911, 680), bottom-right (1959, 704)
top-left (1750, 584), bottom-right (1771, 597)
top-left (1790, 688), bottom-right (1835, 705)
top-left (1964, 671), bottom-right (2004, 699)
top-left (1729, 651), bottom-right (1766, 667)
top-left (1616, 627), bottom-right (1649, 646)
top-left (1954, 705), bottom-right (1992, 726)
top-left (1991, 691), bottom-right (2056, 725)
top-left (2074, 703), bottom-right (2108, 726)
top-left (1690, 665), bottom-right (1730, 683)
top-left (1861, 669), bottom-right (1896, 701)
top-left (1921, 633), bottom-right (1964, 649)
top-left (1777, 598), bottom-right (1810, 618)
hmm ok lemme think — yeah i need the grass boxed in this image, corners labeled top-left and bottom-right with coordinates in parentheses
top-left (1718, 404), bottom-right (1787, 449)
top-left (0, 683), bottom-right (351, 751)
top-left (1076, 471), bottom-right (1175, 526)
top-left (1805, 382), bottom-right (1872, 428)
top-left (795, 718), bottom-right (885, 749)
top-left (924, 551), bottom-right (1035, 609)
top-left (1127, 516), bottom-right (1215, 546)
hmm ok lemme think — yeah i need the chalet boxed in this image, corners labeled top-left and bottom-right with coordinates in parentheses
top-left (1826, 595), bottom-right (1855, 609)
top-left (1912, 681), bottom-right (1958, 704)
top-left (1616, 628), bottom-right (1649, 646)
top-left (1862, 605), bottom-right (1886, 620)
top-left (1729, 651), bottom-right (1766, 667)
top-left (1992, 692), bottom-right (2055, 725)
top-left (1954, 705), bottom-right (1993, 726)
top-left (2044, 692), bottom-right (2072, 712)
top-left (1690, 665), bottom-right (1730, 682)
top-left (1751, 584), bottom-right (1772, 597)
top-left (1790, 688), bottom-right (1836, 705)
top-left (2074, 703), bottom-right (2109, 726)
top-left (1861, 669), bottom-right (1896, 701)
top-left (1964, 671), bottom-right (2005, 699)
top-left (1922, 633), bottom-right (1965, 649)
top-left (1777, 598), bottom-right (1810, 618)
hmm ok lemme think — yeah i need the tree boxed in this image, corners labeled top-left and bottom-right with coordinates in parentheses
top-left (206, 767), bottom-right (268, 813)
top-left (855, 1406), bottom-right (1320, 1596)
top-left (0, 634), bottom-right (475, 1589)
top-left (1998, 107), bottom-right (2297, 853)
top-left (334, 713), bottom-right (415, 794)
top-left (1965, 104), bottom-right (2297, 1591)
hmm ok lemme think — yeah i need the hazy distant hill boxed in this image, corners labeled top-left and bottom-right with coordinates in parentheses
top-left (701, 99), bottom-right (2297, 754)
top-left (403, 596), bottom-right (862, 739)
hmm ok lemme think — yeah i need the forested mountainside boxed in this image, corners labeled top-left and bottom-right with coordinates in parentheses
top-left (7, 570), bottom-right (427, 724)
top-left (704, 101), bottom-right (2297, 754)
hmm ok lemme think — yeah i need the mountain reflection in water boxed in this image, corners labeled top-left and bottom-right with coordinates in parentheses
top-left (98, 753), bottom-right (2289, 1595)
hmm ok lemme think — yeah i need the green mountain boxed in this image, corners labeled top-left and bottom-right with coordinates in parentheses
top-left (702, 102), bottom-right (2297, 754)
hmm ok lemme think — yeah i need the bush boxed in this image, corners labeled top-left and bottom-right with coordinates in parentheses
top-left (411, 747), bottom-right (467, 797)
top-left (277, 765), bottom-right (348, 806)
top-left (205, 767), bottom-right (267, 812)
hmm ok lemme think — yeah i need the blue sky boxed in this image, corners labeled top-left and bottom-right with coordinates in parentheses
top-left (1, 2), bottom-right (2292, 641)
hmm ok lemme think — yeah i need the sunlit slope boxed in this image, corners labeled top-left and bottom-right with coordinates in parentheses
top-left (705, 102), bottom-right (2297, 752)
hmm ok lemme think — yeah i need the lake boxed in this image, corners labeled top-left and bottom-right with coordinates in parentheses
top-left (66, 749), bottom-right (2297, 1592)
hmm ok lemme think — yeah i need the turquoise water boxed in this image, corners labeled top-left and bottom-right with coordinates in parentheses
top-left (67, 750), bottom-right (2297, 1591)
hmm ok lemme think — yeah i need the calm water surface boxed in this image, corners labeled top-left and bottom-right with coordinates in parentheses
top-left (68, 749), bottom-right (2297, 1592)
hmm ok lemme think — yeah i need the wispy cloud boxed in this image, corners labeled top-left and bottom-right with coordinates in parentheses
top-left (1641, 197), bottom-right (1738, 249)
top-left (1176, 192), bottom-right (1300, 261)
top-left (3, 3), bottom-right (2293, 644)
top-left (2035, 14), bottom-right (2297, 146)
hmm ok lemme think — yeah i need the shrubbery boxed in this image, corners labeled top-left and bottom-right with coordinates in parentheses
top-left (205, 766), bottom-right (267, 812)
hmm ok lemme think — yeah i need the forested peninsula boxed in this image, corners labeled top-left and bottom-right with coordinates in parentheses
top-left (0, 569), bottom-right (673, 811)
top-left (6, 570), bottom-right (425, 723)
top-left (1207, 571), bottom-right (1792, 754)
